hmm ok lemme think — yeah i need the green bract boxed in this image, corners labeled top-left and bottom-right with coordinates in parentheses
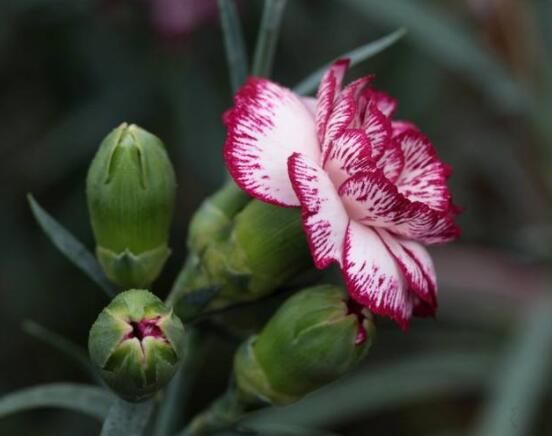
top-left (88, 289), bottom-right (185, 402)
top-left (86, 123), bottom-right (176, 288)
top-left (234, 285), bottom-right (374, 406)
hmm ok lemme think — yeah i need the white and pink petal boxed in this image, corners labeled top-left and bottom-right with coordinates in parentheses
top-left (342, 221), bottom-right (414, 330)
top-left (338, 171), bottom-right (460, 244)
top-left (370, 89), bottom-right (397, 117)
top-left (361, 102), bottom-right (392, 161)
top-left (288, 152), bottom-right (349, 269)
top-left (224, 78), bottom-right (320, 207)
top-left (316, 59), bottom-right (349, 145)
top-left (324, 129), bottom-right (373, 186)
top-left (322, 77), bottom-right (372, 163)
top-left (375, 139), bottom-right (404, 183)
top-left (391, 120), bottom-right (419, 138)
top-left (375, 229), bottom-right (437, 309)
top-left (395, 132), bottom-right (453, 213)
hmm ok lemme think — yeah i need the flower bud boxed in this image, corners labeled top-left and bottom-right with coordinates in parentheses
top-left (187, 181), bottom-right (250, 255)
top-left (233, 285), bottom-right (374, 406)
top-left (86, 123), bottom-right (176, 288)
top-left (172, 199), bottom-right (314, 314)
top-left (88, 289), bottom-right (185, 402)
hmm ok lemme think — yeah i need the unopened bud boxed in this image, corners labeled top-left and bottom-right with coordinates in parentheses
top-left (86, 123), bottom-right (176, 288)
top-left (88, 289), bottom-right (185, 402)
top-left (233, 285), bottom-right (374, 406)
top-left (174, 199), bottom-right (313, 314)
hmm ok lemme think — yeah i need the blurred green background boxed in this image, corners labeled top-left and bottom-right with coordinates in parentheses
top-left (1, 0), bottom-right (552, 435)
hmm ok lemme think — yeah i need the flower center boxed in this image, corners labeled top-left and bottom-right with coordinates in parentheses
top-left (126, 317), bottom-right (165, 342)
top-left (346, 299), bottom-right (369, 345)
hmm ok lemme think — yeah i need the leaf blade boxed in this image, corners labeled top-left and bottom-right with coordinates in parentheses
top-left (341, 0), bottom-right (530, 113)
top-left (293, 28), bottom-right (407, 96)
top-left (247, 350), bottom-right (494, 427)
top-left (27, 194), bottom-right (116, 298)
top-left (22, 320), bottom-right (102, 384)
top-left (472, 295), bottom-right (552, 436)
top-left (252, 0), bottom-right (289, 77)
top-left (0, 383), bottom-right (113, 420)
top-left (218, 0), bottom-right (249, 93)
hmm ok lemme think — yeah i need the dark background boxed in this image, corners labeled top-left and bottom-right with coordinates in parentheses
top-left (1, 0), bottom-right (552, 435)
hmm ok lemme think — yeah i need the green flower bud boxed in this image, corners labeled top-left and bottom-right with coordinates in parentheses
top-left (86, 123), bottom-right (176, 288)
top-left (172, 198), bottom-right (314, 314)
top-left (233, 285), bottom-right (374, 406)
top-left (187, 181), bottom-right (251, 255)
top-left (88, 289), bottom-right (185, 402)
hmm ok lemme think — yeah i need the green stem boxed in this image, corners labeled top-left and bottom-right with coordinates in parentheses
top-left (178, 387), bottom-right (247, 436)
top-left (166, 255), bottom-right (200, 307)
top-left (100, 398), bottom-right (154, 436)
top-left (153, 329), bottom-right (203, 436)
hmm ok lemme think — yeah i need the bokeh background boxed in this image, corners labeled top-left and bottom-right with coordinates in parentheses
top-left (1, 0), bottom-right (552, 435)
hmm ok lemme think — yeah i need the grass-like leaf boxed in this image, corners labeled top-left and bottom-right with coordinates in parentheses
top-left (100, 398), bottom-right (154, 436)
top-left (0, 383), bottom-right (113, 420)
top-left (252, 0), bottom-right (288, 77)
top-left (218, 0), bottom-right (249, 93)
top-left (293, 28), bottom-right (406, 96)
top-left (472, 295), bottom-right (552, 436)
top-left (341, 0), bottom-right (530, 113)
top-left (27, 194), bottom-right (116, 298)
top-left (22, 320), bottom-right (102, 384)
top-left (247, 350), bottom-right (494, 428)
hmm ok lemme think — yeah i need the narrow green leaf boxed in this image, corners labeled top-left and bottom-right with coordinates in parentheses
top-left (218, 0), bottom-right (249, 92)
top-left (247, 350), bottom-right (494, 427)
top-left (22, 320), bottom-right (102, 384)
top-left (252, 0), bottom-right (288, 77)
top-left (341, 0), bottom-right (530, 113)
top-left (0, 383), bottom-right (113, 420)
top-left (293, 28), bottom-right (406, 96)
top-left (472, 295), bottom-right (552, 436)
top-left (100, 398), bottom-right (154, 436)
top-left (27, 194), bottom-right (116, 298)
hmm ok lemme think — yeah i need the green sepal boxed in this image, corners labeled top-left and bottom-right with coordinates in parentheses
top-left (234, 337), bottom-right (295, 406)
top-left (96, 244), bottom-right (171, 289)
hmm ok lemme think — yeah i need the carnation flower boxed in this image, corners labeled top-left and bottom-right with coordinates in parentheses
top-left (224, 59), bottom-right (460, 329)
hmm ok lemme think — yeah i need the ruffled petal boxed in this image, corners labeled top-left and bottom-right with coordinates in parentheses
top-left (370, 89), bottom-right (397, 117)
top-left (316, 59), bottom-right (349, 147)
top-left (361, 102), bottom-right (392, 161)
top-left (395, 131), bottom-right (452, 213)
top-left (375, 138), bottom-right (404, 183)
top-left (342, 221), bottom-right (414, 330)
top-left (324, 129), bottom-right (373, 186)
top-left (288, 152), bottom-right (349, 268)
top-left (322, 77), bottom-right (372, 164)
top-left (224, 78), bottom-right (320, 207)
top-left (338, 170), bottom-right (460, 244)
top-left (391, 120), bottom-right (418, 138)
top-left (301, 96), bottom-right (317, 117)
top-left (375, 229), bottom-right (437, 309)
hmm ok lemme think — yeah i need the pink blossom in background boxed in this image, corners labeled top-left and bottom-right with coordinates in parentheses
top-left (224, 59), bottom-right (461, 329)
top-left (150, 0), bottom-right (218, 38)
